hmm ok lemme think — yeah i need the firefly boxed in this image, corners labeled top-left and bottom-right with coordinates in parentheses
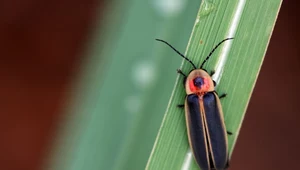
top-left (156, 38), bottom-right (233, 170)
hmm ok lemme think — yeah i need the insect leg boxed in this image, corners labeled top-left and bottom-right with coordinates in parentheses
top-left (219, 93), bottom-right (227, 99)
top-left (177, 104), bottom-right (185, 108)
top-left (213, 80), bottom-right (216, 87)
top-left (177, 69), bottom-right (187, 77)
top-left (209, 70), bottom-right (217, 86)
top-left (177, 69), bottom-right (187, 87)
top-left (225, 160), bottom-right (230, 169)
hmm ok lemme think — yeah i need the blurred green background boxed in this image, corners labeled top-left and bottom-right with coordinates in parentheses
top-left (0, 0), bottom-right (299, 170)
top-left (49, 0), bottom-right (201, 170)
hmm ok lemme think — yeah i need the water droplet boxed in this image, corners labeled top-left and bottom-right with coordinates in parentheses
top-left (195, 16), bottom-right (200, 23)
top-left (194, 15), bottom-right (201, 27)
top-left (152, 0), bottom-right (187, 18)
top-left (132, 61), bottom-right (156, 89)
top-left (199, 0), bottom-right (215, 18)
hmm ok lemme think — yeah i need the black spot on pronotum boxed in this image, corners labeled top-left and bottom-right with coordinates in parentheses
top-left (194, 77), bottom-right (204, 88)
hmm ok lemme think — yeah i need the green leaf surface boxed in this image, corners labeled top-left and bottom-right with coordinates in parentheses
top-left (146, 0), bottom-right (282, 169)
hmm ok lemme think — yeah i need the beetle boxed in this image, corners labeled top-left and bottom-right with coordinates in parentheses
top-left (156, 38), bottom-right (233, 170)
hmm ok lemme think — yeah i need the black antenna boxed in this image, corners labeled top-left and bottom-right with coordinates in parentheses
top-left (200, 38), bottom-right (234, 69)
top-left (155, 39), bottom-right (197, 69)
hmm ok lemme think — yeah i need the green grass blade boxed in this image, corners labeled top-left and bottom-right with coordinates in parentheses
top-left (146, 0), bottom-right (282, 169)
